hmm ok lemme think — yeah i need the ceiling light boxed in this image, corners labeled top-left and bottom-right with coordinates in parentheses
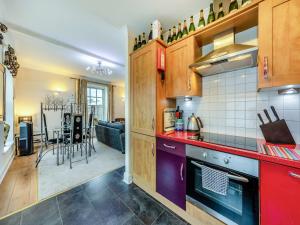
top-left (86, 61), bottom-right (112, 76)
top-left (278, 88), bottom-right (300, 95)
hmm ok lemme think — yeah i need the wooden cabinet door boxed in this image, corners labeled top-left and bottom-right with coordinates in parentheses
top-left (259, 0), bottom-right (300, 89)
top-left (166, 37), bottom-right (201, 98)
top-left (131, 132), bottom-right (156, 191)
top-left (260, 161), bottom-right (300, 225)
top-left (130, 44), bottom-right (156, 136)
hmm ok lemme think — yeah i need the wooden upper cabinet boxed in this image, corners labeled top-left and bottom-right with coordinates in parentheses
top-left (166, 36), bottom-right (202, 98)
top-left (258, 0), bottom-right (300, 89)
top-left (130, 43), bottom-right (156, 136)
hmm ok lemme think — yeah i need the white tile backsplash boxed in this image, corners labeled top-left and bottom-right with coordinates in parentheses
top-left (177, 67), bottom-right (300, 143)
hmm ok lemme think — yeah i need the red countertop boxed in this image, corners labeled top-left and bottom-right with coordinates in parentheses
top-left (157, 131), bottom-right (300, 169)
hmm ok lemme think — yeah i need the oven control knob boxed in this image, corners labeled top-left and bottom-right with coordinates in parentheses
top-left (224, 158), bottom-right (229, 164)
top-left (202, 152), bottom-right (208, 158)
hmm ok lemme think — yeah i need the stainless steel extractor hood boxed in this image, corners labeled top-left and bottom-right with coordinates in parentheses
top-left (190, 29), bottom-right (258, 76)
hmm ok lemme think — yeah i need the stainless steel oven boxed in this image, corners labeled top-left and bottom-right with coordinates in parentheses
top-left (186, 145), bottom-right (259, 225)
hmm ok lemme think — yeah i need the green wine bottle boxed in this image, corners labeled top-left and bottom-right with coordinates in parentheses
top-left (160, 27), bottom-right (164, 41)
top-left (171, 26), bottom-right (177, 42)
top-left (189, 16), bottom-right (196, 33)
top-left (141, 32), bottom-right (146, 46)
top-left (242, 0), bottom-right (251, 7)
top-left (167, 29), bottom-right (172, 44)
top-left (207, 3), bottom-right (215, 24)
top-left (177, 23), bottom-right (183, 40)
top-left (133, 38), bottom-right (138, 51)
top-left (229, 0), bottom-right (239, 13)
top-left (217, 3), bottom-right (225, 19)
top-left (198, 10), bottom-right (205, 29)
top-left (137, 35), bottom-right (142, 48)
top-left (148, 24), bottom-right (153, 42)
top-left (182, 20), bottom-right (188, 37)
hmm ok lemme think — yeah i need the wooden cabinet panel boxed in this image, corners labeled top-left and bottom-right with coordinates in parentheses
top-left (166, 37), bottom-right (202, 98)
top-left (130, 44), bottom-right (156, 136)
top-left (260, 161), bottom-right (300, 225)
top-left (258, 0), bottom-right (300, 89)
top-left (131, 132), bottom-right (156, 191)
top-left (186, 201), bottom-right (225, 225)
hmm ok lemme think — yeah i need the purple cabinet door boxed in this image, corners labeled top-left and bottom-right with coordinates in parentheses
top-left (156, 149), bottom-right (186, 210)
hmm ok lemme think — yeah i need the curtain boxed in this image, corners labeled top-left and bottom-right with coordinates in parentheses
top-left (74, 78), bottom-right (80, 105)
top-left (107, 84), bottom-right (113, 122)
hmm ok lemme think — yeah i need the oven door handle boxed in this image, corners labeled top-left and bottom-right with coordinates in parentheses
top-left (191, 161), bottom-right (249, 183)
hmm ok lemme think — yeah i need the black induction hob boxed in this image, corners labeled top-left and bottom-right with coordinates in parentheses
top-left (187, 132), bottom-right (258, 152)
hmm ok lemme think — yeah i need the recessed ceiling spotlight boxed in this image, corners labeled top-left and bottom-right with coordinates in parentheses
top-left (278, 88), bottom-right (300, 95)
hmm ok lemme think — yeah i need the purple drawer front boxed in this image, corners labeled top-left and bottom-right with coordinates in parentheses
top-left (157, 138), bottom-right (185, 157)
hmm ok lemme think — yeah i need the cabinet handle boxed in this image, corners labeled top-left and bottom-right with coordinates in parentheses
top-left (289, 171), bottom-right (300, 179)
top-left (152, 117), bottom-right (155, 131)
top-left (180, 163), bottom-right (184, 181)
top-left (152, 143), bottom-right (154, 157)
top-left (263, 56), bottom-right (269, 80)
top-left (163, 144), bottom-right (176, 150)
top-left (188, 77), bottom-right (191, 91)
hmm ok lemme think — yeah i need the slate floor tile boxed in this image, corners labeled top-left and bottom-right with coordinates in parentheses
top-left (122, 215), bottom-right (145, 225)
top-left (21, 198), bottom-right (62, 225)
top-left (91, 195), bottom-right (133, 225)
top-left (115, 166), bottom-right (125, 177)
top-left (0, 212), bottom-right (21, 225)
top-left (119, 186), bottom-right (164, 225)
top-left (152, 210), bottom-right (187, 225)
top-left (57, 191), bottom-right (100, 225)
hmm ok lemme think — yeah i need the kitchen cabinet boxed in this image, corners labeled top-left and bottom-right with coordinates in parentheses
top-left (258, 0), bottom-right (300, 89)
top-left (130, 40), bottom-right (175, 191)
top-left (260, 161), bottom-right (300, 225)
top-left (130, 43), bottom-right (156, 136)
top-left (130, 40), bottom-right (175, 136)
top-left (166, 36), bottom-right (202, 98)
top-left (131, 132), bottom-right (156, 191)
top-left (156, 138), bottom-right (186, 209)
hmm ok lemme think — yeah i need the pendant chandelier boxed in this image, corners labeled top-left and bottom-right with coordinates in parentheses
top-left (86, 61), bottom-right (112, 76)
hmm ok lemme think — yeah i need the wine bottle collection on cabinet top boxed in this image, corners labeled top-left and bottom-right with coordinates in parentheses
top-left (133, 0), bottom-right (251, 51)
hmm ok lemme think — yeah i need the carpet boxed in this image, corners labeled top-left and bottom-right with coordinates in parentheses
top-left (37, 140), bottom-right (125, 200)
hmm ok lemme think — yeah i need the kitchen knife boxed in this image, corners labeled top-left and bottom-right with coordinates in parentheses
top-left (257, 113), bottom-right (264, 125)
top-left (270, 106), bottom-right (280, 121)
top-left (264, 109), bottom-right (272, 123)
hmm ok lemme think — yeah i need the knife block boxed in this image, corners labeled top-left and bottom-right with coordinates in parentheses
top-left (260, 120), bottom-right (295, 145)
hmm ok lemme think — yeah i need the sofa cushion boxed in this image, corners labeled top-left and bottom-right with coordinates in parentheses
top-left (106, 122), bottom-right (125, 132)
top-left (98, 121), bottom-right (125, 132)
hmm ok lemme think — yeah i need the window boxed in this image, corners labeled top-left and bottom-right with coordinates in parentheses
top-left (87, 86), bottom-right (107, 121)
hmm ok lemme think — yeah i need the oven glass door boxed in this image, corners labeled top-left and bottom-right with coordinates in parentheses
top-left (187, 157), bottom-right (258, 225)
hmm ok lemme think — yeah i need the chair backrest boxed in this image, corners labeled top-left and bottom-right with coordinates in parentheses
top-left (43, 113), bottom-right (49, 142)
top-left (87, 113), bottom-right (93, 135)
top-left (63, 113), bottom-right (71, 134)
top-left (71, 114), bottom-right (83, 144)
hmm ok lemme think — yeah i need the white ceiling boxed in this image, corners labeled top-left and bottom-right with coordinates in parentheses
top-left (1, 0), bottom-right (210, 84)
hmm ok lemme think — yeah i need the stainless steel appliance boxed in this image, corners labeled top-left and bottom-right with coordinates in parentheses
top-left (187, 113), bottom-right (203, 132)
top-left (189, 29), bottom-right (258, 76)
top-left (186, 144), bottom-right (259, 225)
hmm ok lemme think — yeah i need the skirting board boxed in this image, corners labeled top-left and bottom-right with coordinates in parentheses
top-left (0, 144), bottom-right (15, 184)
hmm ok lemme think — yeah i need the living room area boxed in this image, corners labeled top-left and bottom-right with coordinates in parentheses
top-left (0, 1), bottom-right (127, 218)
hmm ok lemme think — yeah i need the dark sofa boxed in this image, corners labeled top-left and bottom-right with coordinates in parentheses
top-left (95, 121), bottom-right (125, 153)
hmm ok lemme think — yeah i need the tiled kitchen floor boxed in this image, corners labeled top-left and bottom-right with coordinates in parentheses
top-left (0, 167), bottom-right (189, 225)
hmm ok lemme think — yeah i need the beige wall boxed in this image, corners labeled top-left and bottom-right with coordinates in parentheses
top-left (15, 67), bottom-right (75, 132)
top-left (112, 85), bottom-right (125, 120)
